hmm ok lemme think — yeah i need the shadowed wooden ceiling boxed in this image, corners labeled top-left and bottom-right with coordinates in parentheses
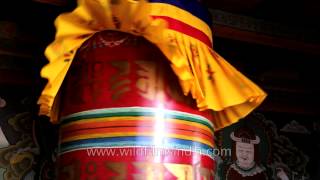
top-left (204, 0), bottom-right (320, 27)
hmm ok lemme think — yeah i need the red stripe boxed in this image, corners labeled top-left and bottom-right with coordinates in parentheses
top-left (62, 120), bottom-right (213, 137)
top-left (152, 16), bottom-right (212, 47)
top-left (59, 147), bottom-right (214, 165)
top-left (58, 148), bottom-right (215, 179)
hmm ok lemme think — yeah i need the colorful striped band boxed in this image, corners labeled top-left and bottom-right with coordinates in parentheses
top-left (61, 107), bottom-right (215, 131)
top-left (59, 107), bottom-right (215, 159)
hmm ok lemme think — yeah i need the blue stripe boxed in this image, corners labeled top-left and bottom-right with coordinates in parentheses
top-left (149, 0), bottom-right (212, 27)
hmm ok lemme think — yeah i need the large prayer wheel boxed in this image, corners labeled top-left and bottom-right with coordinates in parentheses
top-left (57, 31), bottom-right (216, 179)
top-left (38, 0), bottom-right (266, 179)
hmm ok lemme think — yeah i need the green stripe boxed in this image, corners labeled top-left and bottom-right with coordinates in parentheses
top-left (61, 107), bottom-right (214, 131)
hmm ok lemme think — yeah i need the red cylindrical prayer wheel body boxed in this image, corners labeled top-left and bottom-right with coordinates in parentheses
top-left (58, 31), bottom-right (216, 179)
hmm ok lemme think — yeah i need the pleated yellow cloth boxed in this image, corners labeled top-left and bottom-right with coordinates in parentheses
top-left (38, 0), bottom-right (266, 130)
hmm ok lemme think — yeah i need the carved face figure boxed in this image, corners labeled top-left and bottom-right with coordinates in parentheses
top-left (235, 142), bottom-right (255, 169)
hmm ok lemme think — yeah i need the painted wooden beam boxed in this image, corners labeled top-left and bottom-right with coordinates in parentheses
top-left (213, 24), bottom-right (320, 54)
top-left (210, 9), bottom-right (320, 54)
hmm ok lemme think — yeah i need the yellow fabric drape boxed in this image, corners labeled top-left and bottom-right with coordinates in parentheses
top-left (38, 0), bottom-right (266, 130)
